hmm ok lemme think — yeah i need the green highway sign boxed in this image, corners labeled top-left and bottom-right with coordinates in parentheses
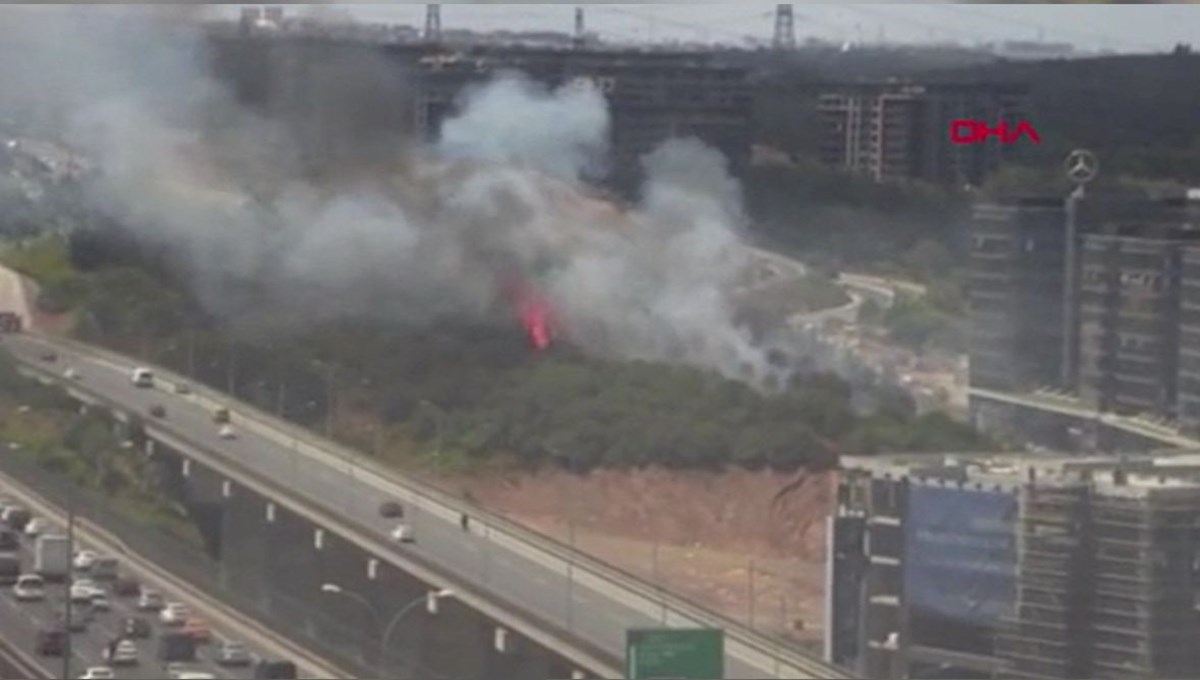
top-left (625, 628), bottom-right (724, 679)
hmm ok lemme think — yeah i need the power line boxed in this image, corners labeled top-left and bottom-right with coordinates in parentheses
top-left (932, 4), bottom-right (1159, 51)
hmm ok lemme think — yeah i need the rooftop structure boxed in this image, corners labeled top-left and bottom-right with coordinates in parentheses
top-left (830, 450), bottom-right (1200, 679)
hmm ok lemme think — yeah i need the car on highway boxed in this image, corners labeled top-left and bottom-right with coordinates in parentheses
top-left (131, 367), bottom-right (154, 388)
top-left (79, 666), bottom-right (115, 680)
top-left (39, 350), bottom-right (57, 362)
top-left (64, 367), bottom-right (80, 380)
top-left (216, 639), bottom-right (252, 666)
top-left (91, 590), bottom-right (112, 611)
top-left (122, 615), bottom-right (152, 639)
top-left (13, 573), bottom-right (45, 601)
top-left (2, 504), bottom-right (31, 531)
top-left (182, 617), bottom-right (212, 643)
top-left (137, 588), bottom-right (164, 611)
top-left (161, 601), bottom-right (191, 626)
top-left (24, 516), bottom-right (46, 537)
top-left (70, 580), bottom-right (97, 603)
top-left (379, 500), bottom-right (404, 518)
top-left (390, 522), bottom-right (414, 543)
top-left (73, 549), bottom-right (98, 571)
top-left (218, 424), bottom-right (236, 439)
top-left (35, 627), bottom-right (65, 656)
top-left (149, 404), bottom-right (167, 418)
top-left (105, 639), bottom-right (138, 666)
top-left (169, 670), bottom-right (215, 680)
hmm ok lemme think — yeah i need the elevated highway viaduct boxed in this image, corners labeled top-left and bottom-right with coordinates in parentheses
top-left (4, 331), bottom-right (853, 680)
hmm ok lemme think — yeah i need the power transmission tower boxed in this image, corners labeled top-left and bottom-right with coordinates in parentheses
top-left (773, 4), bottom-right (796, 50)
top-left (424, 4), bottom-right (441, 43)
top-left (573, 7), bottom-right (585, 48)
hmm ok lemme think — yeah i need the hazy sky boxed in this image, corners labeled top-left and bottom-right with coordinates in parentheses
top-left (229, 3), bottom-right (1200, 52)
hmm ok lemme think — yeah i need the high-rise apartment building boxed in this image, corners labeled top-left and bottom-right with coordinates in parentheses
top-left (830, 451), bottom-right (1200, 680)
top-left (968, 196), bottom-right (1200, 425)
top-left (817, 81), bottom-right (1031, 186)
top-left (968, 198), bottom-right (1068, 392)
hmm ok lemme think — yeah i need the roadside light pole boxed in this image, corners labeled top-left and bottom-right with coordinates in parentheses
top-left (380, 589), bottom-right (454, 677)
top-left (320, 583), bottom-right (380, 667)
top-left (321, 583), bottom-right (454, 676)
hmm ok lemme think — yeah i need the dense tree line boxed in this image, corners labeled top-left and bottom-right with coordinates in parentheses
top-left (5, 229), bottom-right (1001, 473)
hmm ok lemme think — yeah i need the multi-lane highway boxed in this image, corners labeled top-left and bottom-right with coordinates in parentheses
top-left (2, 332), bottom-right (850, 680)
top-left (0, 473), bottom-right (337, 679)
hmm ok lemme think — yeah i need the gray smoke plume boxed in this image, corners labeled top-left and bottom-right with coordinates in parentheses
top-left (0, 6), bottom-right (786, 387)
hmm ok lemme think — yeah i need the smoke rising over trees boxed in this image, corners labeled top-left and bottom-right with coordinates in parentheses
top-left (0, 5), bottom-right (802, 387)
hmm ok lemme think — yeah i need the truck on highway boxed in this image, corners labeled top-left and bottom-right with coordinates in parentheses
top-left (35, 534), bottom-right (70, 581)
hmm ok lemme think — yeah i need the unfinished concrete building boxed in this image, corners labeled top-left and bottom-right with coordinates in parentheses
top-left (828, 452), bottom-right (1200, 679)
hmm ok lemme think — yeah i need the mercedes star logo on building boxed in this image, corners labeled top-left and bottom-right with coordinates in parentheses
top-left (1064, 149), bottom-right (1099, 185)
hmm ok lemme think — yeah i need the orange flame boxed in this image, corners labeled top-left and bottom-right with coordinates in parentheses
top-left (503, 277), bottom-right (555, 351)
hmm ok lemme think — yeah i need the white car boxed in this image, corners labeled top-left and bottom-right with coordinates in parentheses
top-left (160, 601), bottom-right (191, 626)
top-left (137, 589), bottom-right (164, 611)
top-left (390, 523), bottom-right (414, 543)
top-left (13, 574), bottom-right (45, 601)
top-left (131, 367), bottom-right (154, 388)
top-left (170, 672), bottom-right (216, 680)
top-left (23, 517), bottom-right (45, 537)
top-left (64, 367), bottom-right (80, 380)
top-left (106, 639), bottom-right (138, 666)
top-left (70, 581), bottom-right (96, 604)
top-left (218, 425), bottom-right (236, 440)
top-left (73, 549), bottom-right (98, 571)
top-left (79, 667), bottom-right (114, 680)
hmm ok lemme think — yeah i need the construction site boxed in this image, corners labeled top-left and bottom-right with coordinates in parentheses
top-left (829, 450), bottom-right (1200, 680)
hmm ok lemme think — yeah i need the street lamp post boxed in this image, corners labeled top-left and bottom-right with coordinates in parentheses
top-left (320, 583), bottom-right (381, 667)
top-left (321, 583), bottom-right (454, 677)
top-left (380, 588), bottom-right (454, 677)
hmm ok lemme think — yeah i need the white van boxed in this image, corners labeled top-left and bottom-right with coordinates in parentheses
top-left (131, 367), bottom-right (154, 388)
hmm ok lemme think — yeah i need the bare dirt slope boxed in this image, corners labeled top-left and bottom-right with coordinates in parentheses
top-left (448, 466), bottom-right (833, 647)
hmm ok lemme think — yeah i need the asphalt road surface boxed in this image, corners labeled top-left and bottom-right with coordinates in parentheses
top-left (2, 333), bottom-right (804, 679)
top-left (0, 481), bottom-right (274, 679)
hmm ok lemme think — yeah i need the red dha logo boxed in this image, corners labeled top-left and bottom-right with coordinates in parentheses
top-left (949, 120), bottom-right (1041, 145)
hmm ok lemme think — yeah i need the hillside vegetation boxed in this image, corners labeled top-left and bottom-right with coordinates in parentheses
top-left (3, 215), bottom-right (1000, 473)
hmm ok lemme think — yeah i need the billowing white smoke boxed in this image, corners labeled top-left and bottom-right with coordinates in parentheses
top-left (438, 73), bottom-right (610, 183)
top-left (0, 7), bottom-right (783, 386)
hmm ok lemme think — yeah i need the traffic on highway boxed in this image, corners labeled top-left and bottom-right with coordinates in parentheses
top-left (0, 480), bottom-right (297, 680)
top-left (3, 332), bottom-right (843, 679)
